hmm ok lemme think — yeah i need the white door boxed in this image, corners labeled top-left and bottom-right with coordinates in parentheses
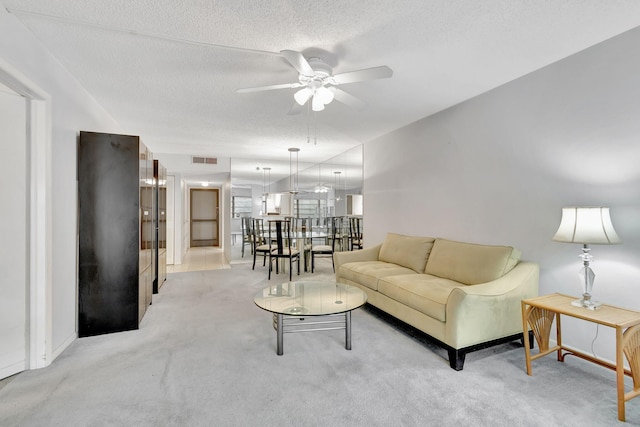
top-left (0, 82), bottom-right (27, 379)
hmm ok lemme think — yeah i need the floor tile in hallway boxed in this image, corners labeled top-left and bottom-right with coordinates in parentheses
top-left (167, 246), bottom-right (229, 273)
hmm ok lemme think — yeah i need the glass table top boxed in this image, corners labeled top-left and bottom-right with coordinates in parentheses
top-left (254, 281), bottom-right (367, 316)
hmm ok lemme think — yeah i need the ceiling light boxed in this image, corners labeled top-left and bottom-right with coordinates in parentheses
top-left (315, 164), bottom-right (329, 193)
top-left (262, 167), bottom-right (271, 195)
top-left (294, 87), bottom-right (313, 105)
top-left (316, 86), bottom-right (334, 104)
top-left (288, 148), bottom-right (300, 194)
top-left (312, 95), bottom-right (325, 112)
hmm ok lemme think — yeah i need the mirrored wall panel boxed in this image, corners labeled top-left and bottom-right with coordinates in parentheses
top-left (229, 145), bottom-right (363, 262)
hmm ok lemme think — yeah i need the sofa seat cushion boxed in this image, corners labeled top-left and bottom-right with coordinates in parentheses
top-left (425, 238), bottom-right (521, 285)
top-left (338, 261), bottom-right (417, 291)
top-left (378, 274), bottom-right (465, 322)
top-left (379, 233), bottom-right (436, 273)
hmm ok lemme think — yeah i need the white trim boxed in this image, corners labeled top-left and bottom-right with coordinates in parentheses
top-left (52, 332), bottom-right (76, 361)
top-left (29, 98), bottom-right (53, 368)
top-left (0, 57), bottom-right (54, 370)
top-left (0, 361), bottom-right (26, 380)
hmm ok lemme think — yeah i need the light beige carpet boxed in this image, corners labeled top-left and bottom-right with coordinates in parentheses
top-left (1, 261), bottom-right (638, 426)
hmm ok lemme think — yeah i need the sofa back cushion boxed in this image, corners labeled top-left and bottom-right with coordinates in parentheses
top-left (378, 233), bottom-right (436, 273)
top-left (424, 238), bottom-right (521, 285)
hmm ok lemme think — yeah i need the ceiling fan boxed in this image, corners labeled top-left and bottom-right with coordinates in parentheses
top-left (236, 50), bottom-right (393, 113)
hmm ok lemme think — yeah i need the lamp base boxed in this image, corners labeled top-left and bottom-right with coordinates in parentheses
top-left (571, 298), bottom-right (601, 310)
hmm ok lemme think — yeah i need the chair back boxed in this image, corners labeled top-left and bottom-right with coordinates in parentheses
top-left (329, 216), bottom-right (340, 250)
top-left (297, 216), bottom-right (312, 234)
top-left (253, 218), bottom-right (265, 246)
top-left (268, 219), bottom-right (293, 255)
top-left (349, 217), bottom-right (363, 250)
top-left (242, 217), bottom-right (253, 240)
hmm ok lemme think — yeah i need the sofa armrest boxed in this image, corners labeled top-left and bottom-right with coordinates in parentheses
top-left (334, 244), bottom-right (382, 279)
top-left (444, 261), bottom-right (539, 348)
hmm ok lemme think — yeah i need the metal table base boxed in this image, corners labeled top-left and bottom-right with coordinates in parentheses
top-left (273, 312), bottom-right (352, 355)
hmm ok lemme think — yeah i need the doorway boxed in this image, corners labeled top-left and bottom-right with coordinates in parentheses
top-left (0, 82), bottom-right (27, 379)
top-left (0, 58), bottom-right (53, 378)
top-left (190, 188), bottom-right (219, 247)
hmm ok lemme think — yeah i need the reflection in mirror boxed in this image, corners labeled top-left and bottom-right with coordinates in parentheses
top-left (229, 145), bottom-right (363, 262)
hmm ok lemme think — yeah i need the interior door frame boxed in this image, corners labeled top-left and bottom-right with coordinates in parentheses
top-left (190, 187), bottom-right (220, 247)
top-left (0, 58), bottom-right (53, 373)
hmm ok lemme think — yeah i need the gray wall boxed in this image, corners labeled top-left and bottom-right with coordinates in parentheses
top-left (365, 26), bottom-right (640, 364)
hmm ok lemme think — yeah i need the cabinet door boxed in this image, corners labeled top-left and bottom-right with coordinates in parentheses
top-left (78, 131), bottom-right (140, 337)
top-left (139, 143), bottom-right (153, 318)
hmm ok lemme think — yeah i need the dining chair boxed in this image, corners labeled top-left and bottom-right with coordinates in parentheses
top-left (331, 216), bottom-right (346, 251)
top-left (241, 216), bottom-right (254, 258)
top-left (349, 217), bottom-right (363, 250)
top-left (295, 217), bottom-right (313, 272)
top-left (252, 218), bottom-right (270, 270)
top-left (311, 217), bottom-right (337, 273)
top-left (268, 219), bottom-right (300, 280)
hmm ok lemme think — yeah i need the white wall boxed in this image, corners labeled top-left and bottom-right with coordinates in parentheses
top-left (222, 177), bottom-right (232, 263)
top-left (365, 26), bottom-right (640, 364)
top-left (0, 9), bottom-right (121, 360)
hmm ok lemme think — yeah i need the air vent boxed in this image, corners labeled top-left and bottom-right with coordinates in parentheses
top-left (192, 156), bottom-right (217, 165)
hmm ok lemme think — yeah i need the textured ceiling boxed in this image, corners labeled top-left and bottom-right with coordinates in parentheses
top-left (4, 0), bottom-right (640, 185)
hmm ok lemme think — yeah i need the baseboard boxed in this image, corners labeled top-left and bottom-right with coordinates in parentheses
top-left (52, 331), bottom-right (77, 362)
top-left (0, 361), bottom-right (26, 381)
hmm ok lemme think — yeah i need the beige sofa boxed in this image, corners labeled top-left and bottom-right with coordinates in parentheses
top-left (334, 233), bottom-right (539, 370)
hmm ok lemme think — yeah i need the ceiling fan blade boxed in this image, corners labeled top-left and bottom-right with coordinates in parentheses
top-left (331, 66), bottom-right (393, 85)
top-left (236, 82), bottom-right (302, 93)
top-left (331, 88), bottom-right (366, 111)
top-left (280, 50), bottom-right (315, 77)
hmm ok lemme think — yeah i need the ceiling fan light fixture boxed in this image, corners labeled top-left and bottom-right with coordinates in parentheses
top-left (316, 86), bottom-right (334, 105)
top-left (294, 87), bottom-right (312, 105)
top-left (237, 49), bottom-right (392, 115)
top-left (314, 184), bottom-right (329, 193)
top-left (312, 94), bottom-right (325, 111)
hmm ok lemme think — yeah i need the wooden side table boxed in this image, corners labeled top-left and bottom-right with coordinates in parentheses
top-left (521, 293), bottom-right (640, 422)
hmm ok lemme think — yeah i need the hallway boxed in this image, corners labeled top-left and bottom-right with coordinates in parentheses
top-left (166, 246), bottom-right (229, 273)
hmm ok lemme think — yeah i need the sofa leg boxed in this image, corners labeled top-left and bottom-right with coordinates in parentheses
top-left (448, 349), bottom-right (465, 371)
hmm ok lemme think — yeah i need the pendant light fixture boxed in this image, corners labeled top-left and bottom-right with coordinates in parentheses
top-left (260, 166), bottom-right (271, 215)
top-left (288, 148), bottom-right (300, 194)
top-left (334, 170), bottom-right (342, 201)
top-left (262, 167), bottom-right (271, 196)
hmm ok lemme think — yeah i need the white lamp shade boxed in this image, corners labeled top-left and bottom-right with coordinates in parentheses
top-left (552, 207), bottom-right (621, 244)
top-left (316, 86), bottom-right (335, 104)
top-left (294, 87), bottom-right (313, 105)
top-left (311, 94), bottom-right (325, 111)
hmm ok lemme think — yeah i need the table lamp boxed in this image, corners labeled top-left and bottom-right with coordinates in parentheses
top-left (552, 206), bottom-right (621, 310)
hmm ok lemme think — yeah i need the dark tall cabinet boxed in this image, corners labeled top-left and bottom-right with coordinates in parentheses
top-left (153, 159), bottom-right (167, 293)
top-left (78, 131), bottom-right (154, 337)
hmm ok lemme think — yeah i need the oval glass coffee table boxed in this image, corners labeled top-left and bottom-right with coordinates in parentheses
top-left (254, 281), bottom-right (367, 355)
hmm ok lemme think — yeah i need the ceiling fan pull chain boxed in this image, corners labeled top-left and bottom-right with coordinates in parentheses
top-left (307, 101), bottom-right (311, 144)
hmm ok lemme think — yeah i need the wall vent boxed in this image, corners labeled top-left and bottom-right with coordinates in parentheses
top-left (192, 156), bottom-right (217, 165)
